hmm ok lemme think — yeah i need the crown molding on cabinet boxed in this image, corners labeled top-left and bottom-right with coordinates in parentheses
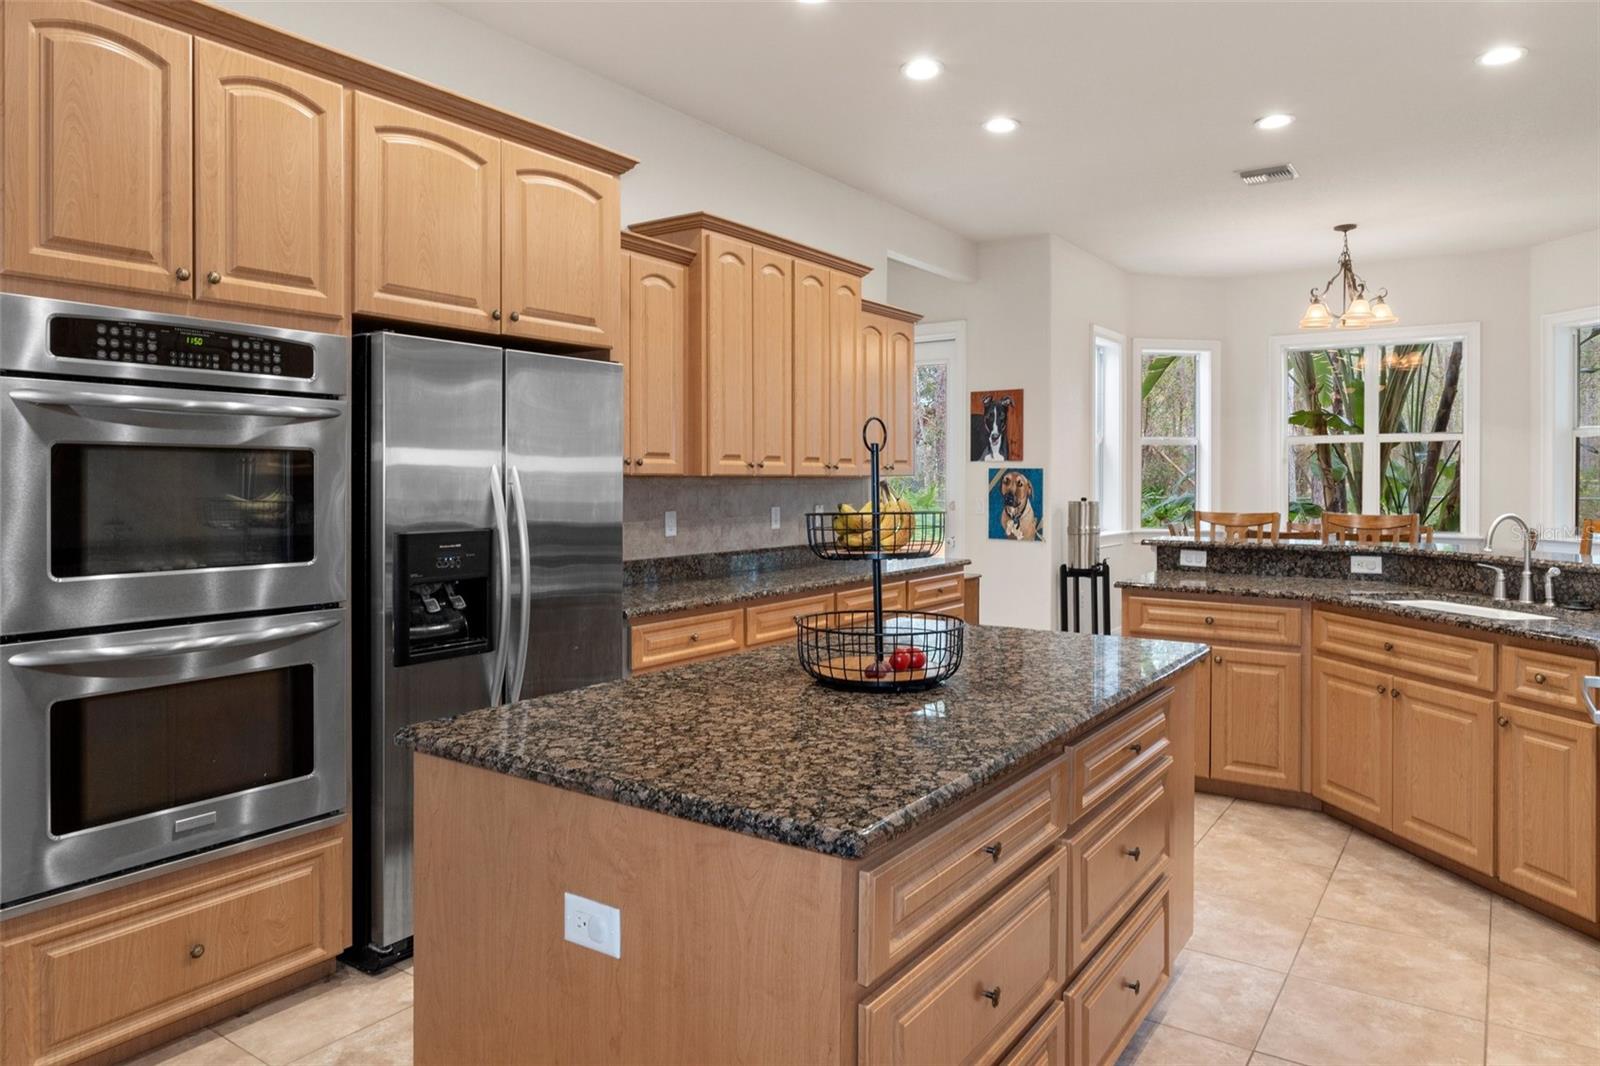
top-left (622, 230), bottom-right (698, 265)
top-left (861, 299), bottom-right (923, 324)
top-left (630, 213), bottom-right (873, 278)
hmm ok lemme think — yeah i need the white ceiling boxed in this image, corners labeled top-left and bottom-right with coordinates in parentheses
top-left (446, 1), bottom-right (1600, 277)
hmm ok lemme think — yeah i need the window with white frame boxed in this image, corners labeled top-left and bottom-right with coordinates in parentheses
top-left (1137, 343), bottom-right (1213, 529)
top-left (1280, 328), bottom-right (1476, 534)
top-left (1093, 330), bottom-right (1125, 530)
top-left (1565, 317), bottom-right (1600, 523)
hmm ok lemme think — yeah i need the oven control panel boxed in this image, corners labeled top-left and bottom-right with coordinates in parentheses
top-left (48, 315), bottom-right (315, 379)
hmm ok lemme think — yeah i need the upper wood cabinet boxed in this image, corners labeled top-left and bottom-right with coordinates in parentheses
top-left (701, 234), bottom-right (756, 475)
top-left (793, 259), bottom-right (834, 477)
top-left (502, 141), bottom-right (620, 347)
top-left (859, 317), bottom-right (888, 465)
top-left (3, 0), bottom-right (193, 296)
top-left (830, 270), bottom-right (864, 476)
top-left (618, 236), bottom-right (691, 476)
top-left (195, 40), bottom-right (344, 317)
top-left (353, 93), bottom-right (500, 331)
top-left (751, 249), bottom-right (793, 476)
top-left (1497, 703), bottom-right (1597, 920)
top-left (862, 301), bottom-right (922, 475)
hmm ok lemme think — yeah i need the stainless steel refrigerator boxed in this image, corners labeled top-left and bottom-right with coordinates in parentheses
top-left (349, 332), bottom-right (624, 968)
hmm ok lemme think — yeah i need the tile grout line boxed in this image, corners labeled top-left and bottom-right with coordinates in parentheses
top-left (214, 968), bottom-right (415, 1066)
top-left (281, 1001), bottom-right (415, 1066)
top-left (1483, 903), bottom-right (1495, 1066)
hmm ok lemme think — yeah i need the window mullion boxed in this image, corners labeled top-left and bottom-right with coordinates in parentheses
top-left (1362, 344), bottom-right (1380, 514)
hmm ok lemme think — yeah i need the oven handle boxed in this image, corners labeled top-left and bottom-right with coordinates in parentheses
top-left (507, 467), bottom-right (532, 702)
top-left (10, 387), bottom-right (343, 421)
top-left (10, 617), bottom-right (340, 667)
top-left (489, 464), bottom-right (512, 705)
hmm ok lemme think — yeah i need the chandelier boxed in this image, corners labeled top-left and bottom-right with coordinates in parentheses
top-left (1298, 223), bottom-right (1397, 330)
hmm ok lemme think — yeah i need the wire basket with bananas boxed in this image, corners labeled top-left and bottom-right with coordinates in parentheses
top-left (806, 482), bottom-right (946, 559)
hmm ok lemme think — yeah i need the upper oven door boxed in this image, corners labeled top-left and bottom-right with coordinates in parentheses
top-left (0, 377), bottom-right (348, 636)
top-left (0, 608), bottom-right (347, 908)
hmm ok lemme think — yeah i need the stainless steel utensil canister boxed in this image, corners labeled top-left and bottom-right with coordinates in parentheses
top-left (1066, 497), bottom-right (1100, 568)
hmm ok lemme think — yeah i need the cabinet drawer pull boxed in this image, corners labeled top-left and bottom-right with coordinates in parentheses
top-left (1534, 672), bottom-right (1547, 684)
top-left (981, 986), bottom-right (1002, 1007)
top-left (1383, 641), bottom-right (1395, 651)
top-left (1123, 978), bottom-right (1141, 994)
top-left (1498, 715), bottom-right (1510, 727)
top-left (982, 842), bottom-right (1003, 862)
top-left (175, 267), bottom-right (191, 281)
top-left (1390, 687), bottom-right (1400, 698)
top-left (1203, 616), bottom-right (1214, 625)
top-left (688, 632), bottom-right (700, 643)
top-left (491, 309), bottom-right (502, 321)
top-left (189, 943), bottom-right (205, 959)
top-left (1124, 845), bottom-right (1142, 860)
top-left (1128, 742), bottom-right (1143, 755)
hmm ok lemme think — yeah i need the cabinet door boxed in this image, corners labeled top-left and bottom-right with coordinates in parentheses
top-left (829, 271), bottom-right (863, 476)
top-left (1310, 656), bottom-right (1392, 827)
top-left (1211, 647), bottom-right (1302, 791)
top-left (1393, 679), bottom-right (1495, 874)
top-left (625, 253), bottom-right (687, 476)
top-left (501, 141), bottom-right (619, 348)
top-left (618, 252), bottom-right (633, 470)
top-left (194, 40), bottom-right (343, 318)
top-left (887, 321), bottom-right (916, 475)
top-left (859, 315), bottom-right (888, 466)
top-left (352, 93), bottom-right (500, 331)
top-left (750, 250), bottom-right (793, 476)
top-left (3, 0), bottom-right (192, 295)
top-left (702, 234), bottom-right (754, 475)
top-left (1497, 704), bottom-right (1598, 920)
top-left (792, 259), bottom-right (832, 476)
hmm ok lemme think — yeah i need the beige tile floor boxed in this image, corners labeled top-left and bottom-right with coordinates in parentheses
top-left (127, 795), bottom-right (1600, 1066)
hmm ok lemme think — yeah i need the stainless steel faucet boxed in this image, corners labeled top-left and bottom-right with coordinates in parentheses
top-left (1484, 513), bottom-right (1536, 604)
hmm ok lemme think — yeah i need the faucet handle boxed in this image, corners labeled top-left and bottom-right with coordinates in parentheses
top-left (1475, 562), bottom-right (1508, 602)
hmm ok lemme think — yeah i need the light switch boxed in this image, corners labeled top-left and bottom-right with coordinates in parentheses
top-left (664, 510), bottom-right (677, 537)
top-left (771, 505), bottom-right (781, 530)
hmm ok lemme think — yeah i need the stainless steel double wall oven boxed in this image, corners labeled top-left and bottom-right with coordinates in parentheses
top-left (0, 294), bottom-right (350, 911)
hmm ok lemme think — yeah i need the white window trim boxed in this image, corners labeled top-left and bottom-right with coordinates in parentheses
top-left (1538, 305), bottom-right (1600, 541)
top-left (1093, 326), bottom-right (1127, 534)
top-left (914, 320), bottom-right (967, 555)
top-left (1271, 321), bottom-right (1481, 538)
top-left (1132, 338), bottom-right (1219, 532)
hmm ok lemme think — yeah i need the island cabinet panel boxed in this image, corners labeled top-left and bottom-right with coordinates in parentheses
top-left (3, 0), bottom-right (193, 296)
top-left (792, 259), bottom-right (834, 476)
top-left (194, 40), bottom-right (344, 318)
top-left (619, 250), bottom-right (688, 475)
top-left (999, 1000), bottom-right (1067, 1066)
top-left (830, 271), bottom-right (864, 476)
top-left (858, 846), bottom-right (1068, 1066)
top-left (1499, 644), bottom-right (1594, 717)
top-left (1064, 761), bottom-right (1173, 974)
top-left (1209, 647), bottom-right (1302, 791)
top-left (352, 93), bottom-right (501, 331)
top-left (1123, 596), bottom-right (1300, 648)
top-left (1064, 881), bottom-right (1171, 1066)
top-left (1496, 704), bottom-right (1598, 920)
top-left (857, 757), bottom-right (1070, 987)
top-left (1311, 609), bottom-right (1494, 692)
top-left (750, 249), bottom-right (794, 475)
top-left (1067, 689), bottom-right (1172, 821)
top-left (1309, 655), bottom-right (1393, 827)
top-left (1392, 679), bottom-right (1495, 874)
top-left (700, 234), bottom-right (756, 474)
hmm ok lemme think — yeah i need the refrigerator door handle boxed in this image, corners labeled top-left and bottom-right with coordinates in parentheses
top-left (508, 468), bottom-right (533, 702)
top-left (488, 463), bottom-right (513, 705)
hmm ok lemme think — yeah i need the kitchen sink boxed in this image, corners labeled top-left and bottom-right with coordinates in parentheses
top-left (1386, 598), bottom-right (1554, 623)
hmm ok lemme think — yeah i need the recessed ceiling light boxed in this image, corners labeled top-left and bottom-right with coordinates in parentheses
top-left (983, 116), bottom-right (1019, 134)
top-left (1254, 113), bottom-right (1295, 131)
top-left (901, 56), bottom-right (943, 81)
top-left (1477, 44), bottom-right (1527, 67)
top-left (795, 0), bottom-right (827, 5)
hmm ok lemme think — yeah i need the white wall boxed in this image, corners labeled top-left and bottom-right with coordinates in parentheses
top-left (216, 0), bottom-right (977, 298)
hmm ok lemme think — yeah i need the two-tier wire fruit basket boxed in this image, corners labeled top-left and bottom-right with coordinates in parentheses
top-left (796, 418), bottom-right (965, 692)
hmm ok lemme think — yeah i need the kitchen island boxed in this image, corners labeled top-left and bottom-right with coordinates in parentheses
top-left (397, 625), bottom-right (1206, 1066)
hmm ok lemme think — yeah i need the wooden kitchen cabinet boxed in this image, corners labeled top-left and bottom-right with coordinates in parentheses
top-left (618, 236), bottom-right (691, 475)
top-left (862, 301), bottom-right (922, 475)
top-left (751, 249), bottom-right (793, 476)
top-left (1497, 703), bottom-right (1598, 920)
top-left (831, 270), bottom-right (865, 475)
top-left (352, 93), bottom-right (500, 331)
top-left (195, 40), bottom-right (344, 318)
top-left (1393, 678), bottom-right (1495, 875)
top-left (501, 140), bottom-right (619, 348)
top-left (1309, 655), bottom-right (1392, 828)
top-left (1210, 646), bottom-right (1302, 790)
top-left (793, 258), bottom-right (834, 476)
top-left (859, 316), bottom-right (888, 461)
top-left (3, 1), bottom-right (193, 296)
top-left (701, 233), bottom-right (756, 474)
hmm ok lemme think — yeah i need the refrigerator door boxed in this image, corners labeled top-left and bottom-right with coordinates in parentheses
top-left (361, 332), bottom-right (506, 955)
top-left (504, 351), bottom-right (625, 699)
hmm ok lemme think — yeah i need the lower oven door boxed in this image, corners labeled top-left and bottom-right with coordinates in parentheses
top-left (0, 609), bottom-right (347, 907)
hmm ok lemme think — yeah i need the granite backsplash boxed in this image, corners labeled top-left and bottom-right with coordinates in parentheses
top-left (624, 476), bottom-right (870, 560)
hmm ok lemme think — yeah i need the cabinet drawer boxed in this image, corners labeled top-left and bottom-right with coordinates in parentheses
top-left (1065, 761), bottom-right (1172, 973)
top-left (745, 592), bottom-right (833, 648)
top-left (1066, 690), bottom-right (1171, 821)
top-left (859, 847), bottom-right (1068, 1066)
top-left (1499, 644), bottom-right (1595, 716)
top-left (1, 830), bottom-right (344, 1065)
top-left (1312, 609), bottom-right (1494, 692)
top-left (838, 581), bottom-right (907, 612)
top-left (1124, 596), bottom-right (1300, 647)
top-left (858, 756), bottom-right (1069, 986)
top-left (999, 1000), bottom-right (1067, 1066)
top-left (906, 571), bottom-right (963, 610)
top-left (629, 609), bottom-right (743, 672)
top-left (1064, 881), bottom-right (1171, 1066)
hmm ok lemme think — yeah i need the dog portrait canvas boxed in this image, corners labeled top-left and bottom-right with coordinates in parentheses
top-left (988, 467), bottom-right (1045, 541)
top-left (970, 390), bottom-right (1024, 461)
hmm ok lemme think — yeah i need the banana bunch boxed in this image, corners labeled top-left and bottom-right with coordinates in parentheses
top-left (831, 482), bottom-right (915, 550)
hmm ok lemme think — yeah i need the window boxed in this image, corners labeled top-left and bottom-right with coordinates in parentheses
top-left (1279, 326), bottom-right (1478, 534)
top-left (1545, 308), bottom-right (1600, 536)
top-left (1136, 341), bottom-right (1215, 529)
top-left (888, 323), bottom-right (966, 553)
top-left (1573, 322), bottom-right (1600, 523)
top-left (1093, 329), bottom-right (1125, 531)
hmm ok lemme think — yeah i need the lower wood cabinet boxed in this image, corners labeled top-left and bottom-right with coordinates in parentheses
top-left (1310, 655), bottom-right (1393, 827)
top-left (1497, 703), bottom-right (1598, 920)
top-left (1000, 999), bottom-right (1067, 1066)
top-left (1209, 646), bottom-right (1302, 791)
top-left (1393, 678), bottom-right (1496, 875)
top-left (1064, 881), bottom-right (1171, 1066)
top-left (628, 607), bottom-right (743, 673)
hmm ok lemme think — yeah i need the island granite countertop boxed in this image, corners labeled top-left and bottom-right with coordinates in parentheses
top-left (396, 624), bottom-right (1206, 860)
top-left (623, 554), bottom-right (973, 618)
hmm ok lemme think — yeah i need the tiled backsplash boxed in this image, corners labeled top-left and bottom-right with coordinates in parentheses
top-left (624, 476), bottom-right (870, 560)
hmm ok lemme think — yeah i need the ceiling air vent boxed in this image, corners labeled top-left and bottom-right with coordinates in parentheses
top-left (1238, 163), bottom-right (1299, 186)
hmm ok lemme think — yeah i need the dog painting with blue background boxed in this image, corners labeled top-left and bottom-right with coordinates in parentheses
top-left (988, 467), bottom-right (1044, 541)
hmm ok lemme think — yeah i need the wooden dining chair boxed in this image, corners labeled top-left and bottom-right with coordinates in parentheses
top-left (1320, 512), bottom-right (1423, 545)
top-left (1579, 518), bottom-right (1600, 555)
top-left (1193, 510), bottom-right (1281, 544)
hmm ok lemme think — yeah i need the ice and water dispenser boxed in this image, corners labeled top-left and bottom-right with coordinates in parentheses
top-left (394, 530), bottom-right (494, 665)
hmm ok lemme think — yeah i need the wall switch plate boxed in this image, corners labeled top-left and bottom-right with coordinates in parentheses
top-left (563, 892), bottom-right (621, 959)
top-left (664, 510), bottom-right (677, 538)
top-left (1351, 555), bottom-right (1383, 575)
top-left (1178, 549), bottom-right (1208, 568)
top-left (771, 505), bottom-right (781, 530)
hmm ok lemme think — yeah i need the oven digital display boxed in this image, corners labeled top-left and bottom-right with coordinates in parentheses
top-left (46, 316), bottom-right (316, 379)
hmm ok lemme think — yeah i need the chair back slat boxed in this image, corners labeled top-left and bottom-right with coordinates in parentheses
top-left (1320, 512), bottom-right (1427, 545)
top-left (1194, 510), bottom-right (1280, 544)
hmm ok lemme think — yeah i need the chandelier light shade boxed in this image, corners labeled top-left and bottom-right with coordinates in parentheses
top-left (1298, 223), bottom-right (1396, 330)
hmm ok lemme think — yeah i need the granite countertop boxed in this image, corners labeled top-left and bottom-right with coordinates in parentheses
top-left (396, 625), bottom-right (1207, 860)
top-left (1118, 571), bottom-right (1600, 654)
top-left (1142, 535), bottom-right (1600, 575)
top-left (624, 555), bottom-right (973, 618)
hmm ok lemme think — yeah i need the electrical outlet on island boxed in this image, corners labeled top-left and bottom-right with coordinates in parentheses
top-left (1178, 549), bottom-right (1207, 569)
top-left (1350, 555), bottom-right (1383, 576)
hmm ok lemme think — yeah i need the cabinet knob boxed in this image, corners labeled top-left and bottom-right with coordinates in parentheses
top-left (189, 943), bottom-right (205, 959)
top-left (981, 986), bottom-right (1002, 1008)
top-left (1498, 715), bottom-right (1510, 727)
top-left (206, 270), bottom-right (221, 285)
top-left (1124, 845), bottom-right (1142, 861)
top-left (623, 458), bottom-right (631, 468)
top-left (1376, 682), bottom-right (1387, 693)
top-left (746, 461), bottom-right (755, 468)
top-left (1203, 616), bottom-right (1214, 625)
top-left (1213, 654), bottom-right (1223, 664)
top-left (1123, 979), bottom-right (1141, 994)
top-left (491, 309), bottom-right (502, 321)
top-left (1534, 673), bottom-right (1547, 684)
top-left (1129, 742), bottom-right (1143, 755)
top-left (688, 632), bottom-right (700, 643)
top-left (1383, 641), bottom-right (1395, 652)
top-left (175, 267), bottom-right (191, 281)
top-left (1391, 687), bottom-right (1400, 698)
top-left (510, 311), bottom-right (521, 322)
top-left (635, 458), bottom-right (644, 466)
top-left (757, 461), bottom-right (765, 469)
top-left (982, 841), bottom-right (1003, 862)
